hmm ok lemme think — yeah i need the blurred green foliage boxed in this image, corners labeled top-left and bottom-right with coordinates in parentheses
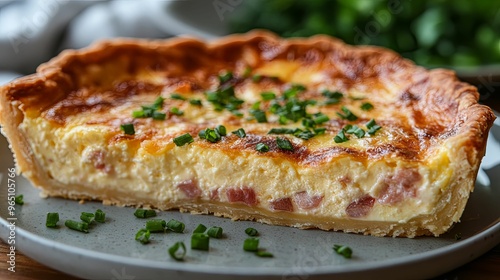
top-left (228, 0), bottom-right (500, 68)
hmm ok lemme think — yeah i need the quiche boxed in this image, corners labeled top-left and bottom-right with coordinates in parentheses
top-left (0, 31), bottom-right (495, 237)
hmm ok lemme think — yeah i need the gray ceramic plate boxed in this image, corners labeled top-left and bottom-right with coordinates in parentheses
top-left (0, 116), bottom-right (499, 280)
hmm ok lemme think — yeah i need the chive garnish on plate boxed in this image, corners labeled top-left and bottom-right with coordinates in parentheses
top-left (46, 212), bottom-right (59, 228)
top-left (145, 219), bottom-right (166, 233)
top-left (206, 226), bottom-right (223, 239)
top-left (245, 227), bottom-right (258, 236)
top-left (80, 212), bottom-right (95, 224)
top-left (333, 244), bottom-right (353, 259)
top-left (243, 238), bottom-right (259, 252)
top-left (95, 209), bottom-right (106, 223)
top-left (191, 233), bottom-right (210, 251)
top-left (193, 224), bottom-right (207, 233)
top-left (135, 228), bottom-right (150, 244)
top-left (134, 208), bottom-right (157, 218)
top-left (166, 219), bottom-right (185, 233)
top-left (65, 220), bottom-right (89, 233)
top-left (169, 242), bottom-right (187, 261)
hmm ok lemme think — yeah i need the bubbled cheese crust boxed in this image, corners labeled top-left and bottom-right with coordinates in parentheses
top-left (0, 31), bottom-right (495, 237)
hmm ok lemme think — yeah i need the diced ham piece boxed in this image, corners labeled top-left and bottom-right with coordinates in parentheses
top-left (293, 191), bottom-right (323, 210)
top-left (88, 150), bottom-right (112, 173)
top-left (210, 188), bottom-right (220, 200)
top-left (177, 179), bottom-right (201, 199)
top-left (377, 168), bottom-right (422, 204)
top-left (346, 195), bottom-right (375, 218)
top-left (270, 197), bottom-right (294, 212)
top-left (226, 187), bottom-right (258, 206)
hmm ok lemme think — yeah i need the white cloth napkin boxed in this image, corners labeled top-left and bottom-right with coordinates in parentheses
top-left (0, 0), bottom-right (171, 84)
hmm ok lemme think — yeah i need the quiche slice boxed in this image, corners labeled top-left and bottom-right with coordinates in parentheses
top-left (0, 31), bottom-right (495, 237)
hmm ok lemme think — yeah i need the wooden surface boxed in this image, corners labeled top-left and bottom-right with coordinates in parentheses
top-left (0, 240), bottom-right (499, 279)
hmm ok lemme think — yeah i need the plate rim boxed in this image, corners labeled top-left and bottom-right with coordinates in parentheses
top-left (1, 208), bottom-right (499, 277)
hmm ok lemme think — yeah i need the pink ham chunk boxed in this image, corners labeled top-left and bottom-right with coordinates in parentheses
top-left (226, 187), bottom-right (258, 206)
top-left (177, 179), bottom-right (201, 199)
top-left (293, 191), bottom-right (323, 210)
top-left (346, 195), bottom-right (375, 218)
top-left (378, 169), bottom-right (422, 204)
top-left (270, 197), bottom-right (294, 212)
top-left (87, 150), bottom-right (112, 173)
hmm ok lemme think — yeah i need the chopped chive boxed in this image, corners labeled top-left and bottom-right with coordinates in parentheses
top-left (202, 128), bottom-right (221, 143)
top-left (150, 111), bottom-right (165, 120)
top-left (295, 130), bottom-right (315, 140)
top-left (170, 93), bottom-right (186, 101)
top-left (166, 219), bottom-right (185, 233)
top-left (276, 137), bottom-right (293, 151)
top-left (132, 110), bottom-right (146, 118)
top-left (313, 113), bottom-right (330, 124)
top-left (322, 90), bottom-right (343, 105)
top-left (302, 118), bottom-right (315, 129)
top-left (268, 128), bottom-right (295, 135)
top-left (322, 90), bottom-right (343, 99)
top-left (231, 110), bottom-right (244, 117)
top-left (80, 212), bottom-right (95, 224)
top-left (46, 212), bottom-right (59, 228)
top-left (283, 84), bottom-right (306, 100)
top-left (334, 130), bottom-right (349, 143)
top-left (135, 228), bottom-right (150, 244)
top-left (95, 209), bottom-right (105, 223)
top-left (169, 241), bottom-right (187, 261)
top-left (146, 219), bottom-right (167, 233)
top-left (215, 125), bottom-right (227, 136)
top-left (243, 238), bottom-right (259, 252)
top-left (261, 92), bottom-right (276, 101)
top-left (218, 71), bottom-right (233, 83)
top-left (256, 143), bottom-right (269, 152)
top-left (455, 233), bottom-right (462, 240)
top-left (333, 244), bottom-right (352, 259)
top-left (366, 119), bottom-right (382, 135)
top-left (250, 109), bottom-right (267, 123)
top-left (120, 123), bottom-right (135, 135)
top-left (169, 107), bottom-right (184, 116)
top-left (245, 227), bottom-right (258, 236)
top-left (360, 102), bottom-right (374, 111)
top-left (252, 74), bottom-right (262, 83)
top-left (153, 96), bottom-right (165, 109)
top-left (314, 127), bottom-right (327, 135)
top-left (14, 194), bottom-right (23, 205)
top-left (189, 99), bottom-right (202, 106)
top-left (134, 208), bottom-right (157, 218)
top-left (193, 224), bottom-right (207, 233)
top-left (173, 133), bottom-right (194, 146)
top-left (251, 101), bottom-right (261, 110)
top-left (65, 220), bottom-right (89, 233)
top-left (232, 128), bottom-right (246, 138)
top-left (191, 233), bottom-right (210, 251)
top-left (350, 96), bottom-right (365, 100)
top-left (337, 106), bottom-right (358, 121)
top-left (256, 251), bottom-right (274, 258)
top-left (206, 226), bottom-right (223, 238)
top-left (345, 125), bottom-right (365, 139)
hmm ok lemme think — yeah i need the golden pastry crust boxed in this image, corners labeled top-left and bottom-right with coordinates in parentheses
top-left (0, 31), bottom-right (495, 237)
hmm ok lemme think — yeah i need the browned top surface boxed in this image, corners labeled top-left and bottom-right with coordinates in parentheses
top-left (0, 31), bottom-right (495, 165)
